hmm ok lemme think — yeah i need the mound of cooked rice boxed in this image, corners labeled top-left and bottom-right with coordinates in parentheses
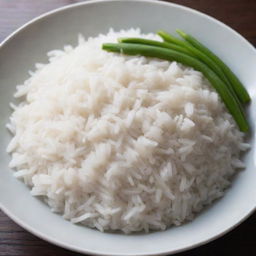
top-left (7, 29), bottom-right (249, 233)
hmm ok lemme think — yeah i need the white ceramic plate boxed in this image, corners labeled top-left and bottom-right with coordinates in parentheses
top-left (0, 0), bottom-right (256, 255)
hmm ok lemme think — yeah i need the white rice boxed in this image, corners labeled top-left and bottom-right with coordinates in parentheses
top-left (7, 28), bottom-right (249, 233)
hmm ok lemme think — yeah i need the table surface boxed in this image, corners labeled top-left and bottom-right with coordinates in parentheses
top-left (0, 0), bottom-right (255, 255)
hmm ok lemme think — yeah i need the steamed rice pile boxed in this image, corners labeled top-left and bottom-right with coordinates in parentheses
top-left (7, 29), bottom-right (249, 233)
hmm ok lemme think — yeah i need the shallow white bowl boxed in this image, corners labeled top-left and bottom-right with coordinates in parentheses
top-left (0, 0), bottom-right (256, 255)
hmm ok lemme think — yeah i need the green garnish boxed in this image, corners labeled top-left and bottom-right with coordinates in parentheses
top-left (102, 30), bottom-right (250, 132)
